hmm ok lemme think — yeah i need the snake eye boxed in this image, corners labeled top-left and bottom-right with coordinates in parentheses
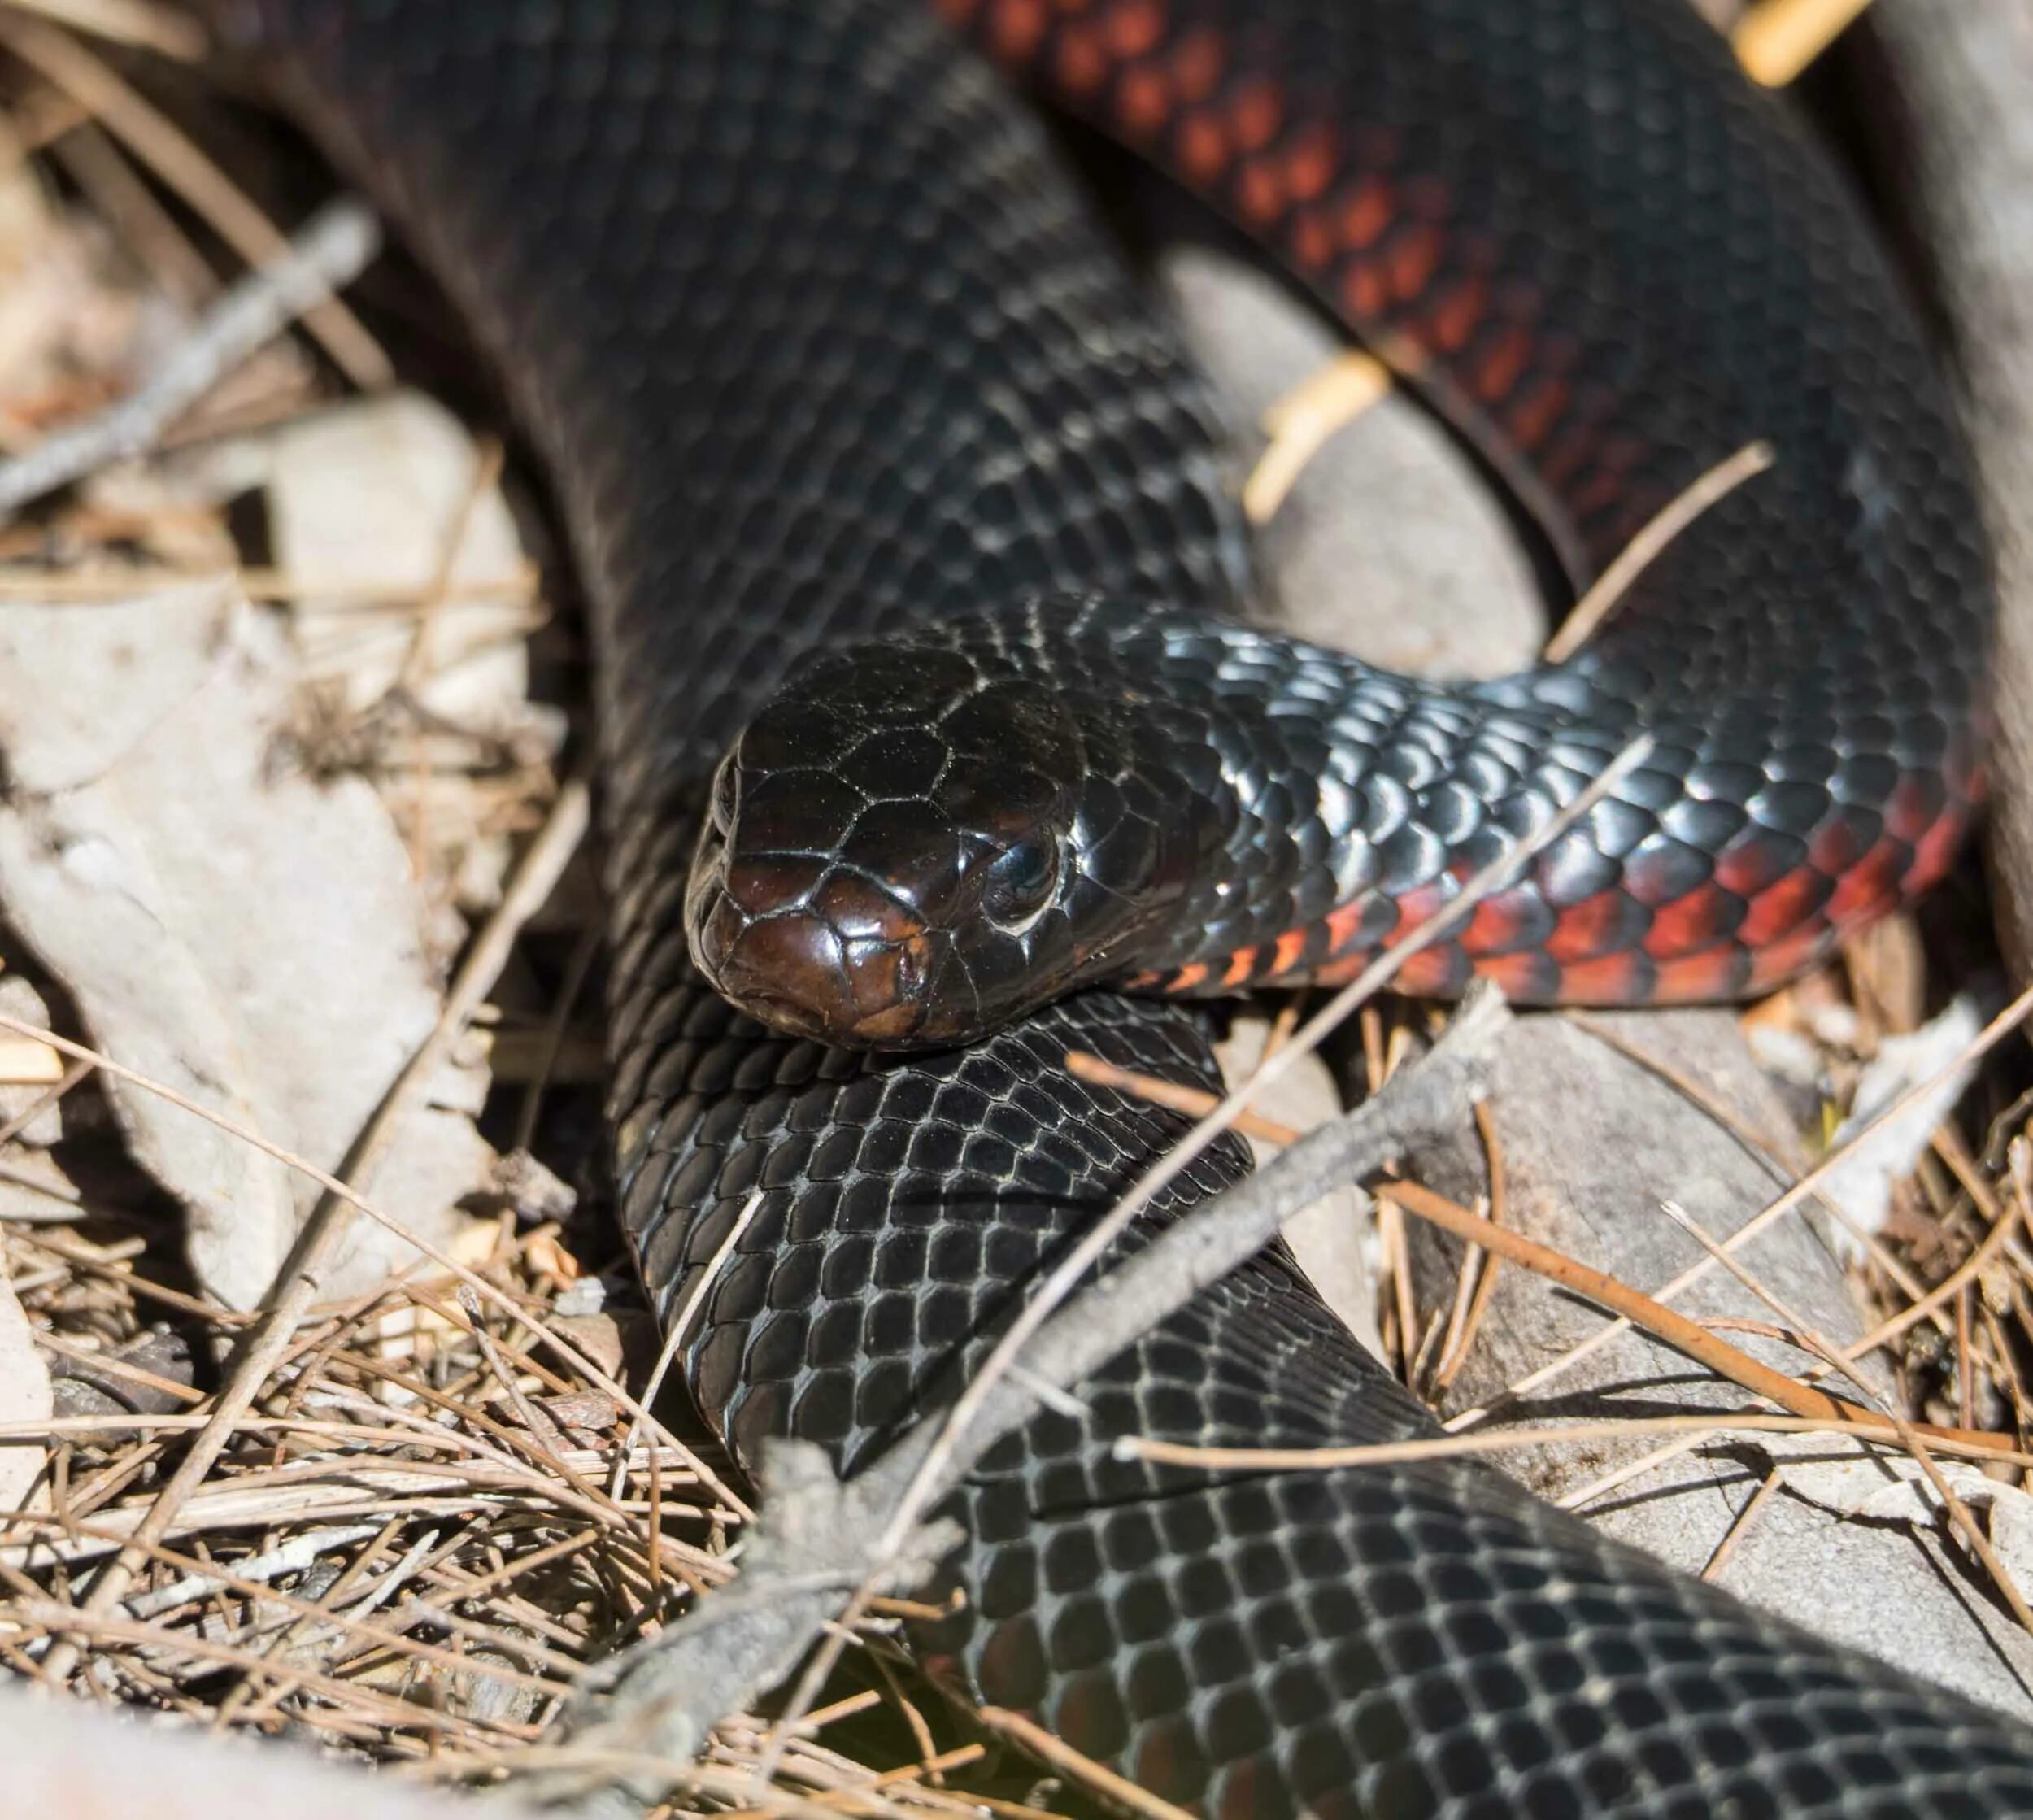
top-left (979, 836), bottom-right (1060, 935)
top-left (709, 754), bottom-right (739, 836)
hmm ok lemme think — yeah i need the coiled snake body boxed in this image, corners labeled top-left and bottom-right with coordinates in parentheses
top-left (224, 0), bottom-right (2033, 1812)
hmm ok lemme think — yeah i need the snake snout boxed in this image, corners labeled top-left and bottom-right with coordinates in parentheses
top-left (694, 903), bottom-right (936, 1045)
top-left (686, 832), bottom-right (950, 1046)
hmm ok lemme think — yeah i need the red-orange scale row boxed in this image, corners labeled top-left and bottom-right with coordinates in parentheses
top-left (938, 0), bottom-right (1670, 558)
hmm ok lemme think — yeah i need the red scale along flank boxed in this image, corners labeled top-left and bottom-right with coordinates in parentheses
top-left (1556, 950), bottom-right (1653, 1004)
top-left (1745, 921), bottom-right (1838, 995)
top-left (1269, 924), bottom-right (1312, 974)
top-left (1479, 948), bottom-right (1557, 1001)
top-left (942, 0), bottom-right (1979, 1015)
top-left (1735, 864), bottom-right (1833, 949)
top-left (1642, 882), bottom-right (1743, 960)
top-left (1457, 885), bottom-right (1541, 959)
top-left (1826, 838), bottom-right (1908, 925)
top-left (1542, 888), bottom-right (1648, 965)
top-left (1504, 374), bottom-right (1571, 457)
top-left (1651, 946), bottom-right (1748, 1002)
top-left (1427, 273), bottom-right (1492, 354)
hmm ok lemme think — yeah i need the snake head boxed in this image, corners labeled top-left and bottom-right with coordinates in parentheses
top-left (686, 632), bottom-right (1194, 1049)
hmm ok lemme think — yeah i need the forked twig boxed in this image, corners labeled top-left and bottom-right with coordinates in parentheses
top-left (527, 989), bottom-right (1512, 1814)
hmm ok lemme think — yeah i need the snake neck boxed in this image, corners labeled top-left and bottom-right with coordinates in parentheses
top-left (926, 595), bottom-right (1626, 991)
top-left (717, 590), bottom-right (1978, 1027)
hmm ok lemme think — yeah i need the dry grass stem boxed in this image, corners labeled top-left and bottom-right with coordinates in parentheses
top-left (1433, 1099), bottom-right (1507, 1390)
top-left (1113, 1410), bottom-right (2033, 1474)
top-left (1734, 0), bottom-right (1874, 86)
top-left (1447, 975), bottom-right (2033, 1433)
top-left (0, 16), bottom-right (390, 385)
top-left (974, 1708), bottom-right (1197, 1820)
top-left (1243, 350), bottom-right (1392, 524)
top-left (1543, 441), bottom-right (1774, 661)
top-left (1700, 1467), bottom-right (1786, 1583)
top-left (0, 0), bottom-right (204, 59)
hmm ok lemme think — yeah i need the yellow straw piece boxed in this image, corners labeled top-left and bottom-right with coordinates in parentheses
top-left (0, 1038), bottom-right (64, 1085)
top-left (1733, 0), bottom-right (1874, 88)
top-left (1243, 349), bottom-right (1392, 525)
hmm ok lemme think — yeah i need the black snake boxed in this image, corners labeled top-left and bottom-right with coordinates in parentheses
top-left (214, 0), bottom-right (2033, 1812)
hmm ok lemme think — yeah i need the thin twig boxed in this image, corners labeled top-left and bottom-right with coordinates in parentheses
top-left (0, 15), bottom-right (391, 385)
top-left (1543, 442), bottom-right (1774, 661)
top-left (514, 925), bottom-right (601, 1153)
top-left (1701, 1466), bottom-right (1785, 1583)
top-left (974, 1708), bottom-right (1195, 1820)
top-left (1433, 1099), bottom-right (1507, 1390)
top-left (612, 1189), bottom-right (766, 1504)
top-left (1446, 976), bottom-right (2033, 1433)
top-left (1060, 1053), bottom-right (1299, 1145)
top-left (1112, 1410), bottom-right (2033, 1474)
top-left (1242, 350), bottom-right (1392, 524)
top-left (0, 1056), bottom-right (93, 1148)
top-left (1734, 0), bottom-right (1874, 87)
top-left (52, 118), bottom-right (219, 311)
top-left (0, 197), bottom-right (381, 517)
top-left (0, 0), bottom-right (204, 59)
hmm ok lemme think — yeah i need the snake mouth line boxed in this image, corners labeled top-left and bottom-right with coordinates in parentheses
top-left (720, 984), bottom-right (833, 1043)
